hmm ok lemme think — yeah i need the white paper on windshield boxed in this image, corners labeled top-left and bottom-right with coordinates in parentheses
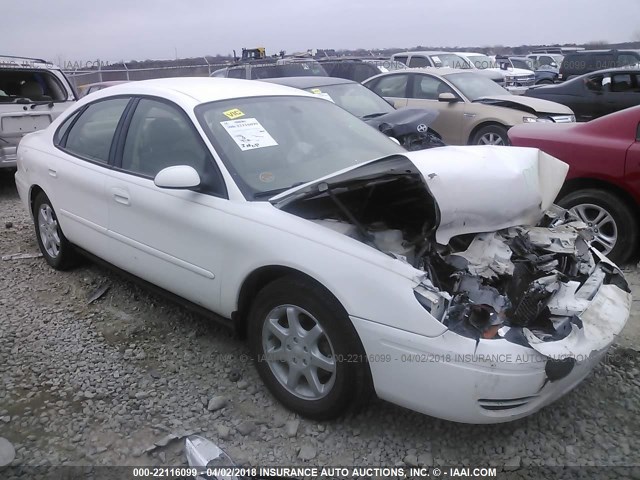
top-left (220, 118), bottom-right (278, 151)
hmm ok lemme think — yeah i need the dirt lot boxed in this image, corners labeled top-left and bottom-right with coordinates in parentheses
top-left (0, 169), bottom-right (639, 478)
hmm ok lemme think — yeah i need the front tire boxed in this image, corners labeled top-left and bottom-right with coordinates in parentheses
top-left (472, 125), bottom-right (510, 145)
top-left (33, 192), bottom-right (78, 270)
top-left (248, 275), bottom-right (372, 420)
top-left (558, 188), bottom-right (638, 264)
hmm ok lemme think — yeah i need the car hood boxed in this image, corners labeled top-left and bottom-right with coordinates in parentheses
top-left (363, 108), bottom-right (439, 137)
top-left (270, 146), bottom-right (569, 245)
top-left (473, 94), bottom-right (573, 114)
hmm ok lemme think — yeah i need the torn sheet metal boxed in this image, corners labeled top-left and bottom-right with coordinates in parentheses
top-left (406, 146), bottom-right (569, 244)
top-left (447, 232), bottom-right (514, 279)
top-left (524, 283), bottom-right (631, 359)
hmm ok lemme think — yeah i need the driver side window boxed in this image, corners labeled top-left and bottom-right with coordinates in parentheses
top-left (120, 98), bottom-right (226, 196)
top-left (585, 75), bottom-right (605, 92)
top-left (410, 75), bottom-right (454, 100)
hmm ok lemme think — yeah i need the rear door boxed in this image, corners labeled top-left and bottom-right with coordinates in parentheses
top-left (49, 97), bottom-right (131, 254)
top-left (366, 73), bottom-right (410, 108)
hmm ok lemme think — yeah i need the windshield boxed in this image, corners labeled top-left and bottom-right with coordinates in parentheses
top-left (431, 54), bottom-right (472, 69)
top-left (304, 83), bottom-right (394, 118)
top-left (250, 62), bottom-right (327, 79)
top-left (195, 96), bottom-right (404, 199)
top-left (465, 55), bottom-right (495, 70)
top-left (445, 72), bottom-right (510, 100)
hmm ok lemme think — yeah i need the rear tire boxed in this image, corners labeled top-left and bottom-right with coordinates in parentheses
top-left (33, 192), bottom-right (78, 270)
top-left (247, 275), bottom-right (372, 420)
top-left (558, 189), bottom-right (638, 264)
top-left (472, 125), bottom-right (510, 146)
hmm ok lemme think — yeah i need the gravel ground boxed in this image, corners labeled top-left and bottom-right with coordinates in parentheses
top-left (1, 169), bottom-right (639, 479)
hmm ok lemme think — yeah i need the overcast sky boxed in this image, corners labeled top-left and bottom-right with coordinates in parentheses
top-left (4, 0), bottom-right (640, 64)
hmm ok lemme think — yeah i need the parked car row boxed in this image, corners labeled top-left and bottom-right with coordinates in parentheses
top-left (14, 77), bottom-right (632, 424)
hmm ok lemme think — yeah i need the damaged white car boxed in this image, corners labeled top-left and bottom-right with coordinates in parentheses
top-left (15, 78), bottom-right (631, 424)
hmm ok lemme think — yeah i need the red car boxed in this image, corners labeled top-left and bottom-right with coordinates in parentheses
top-left (509, 105), bottom-right (640, 263)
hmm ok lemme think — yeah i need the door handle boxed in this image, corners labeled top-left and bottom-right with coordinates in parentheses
top-left (48, 168), bottom-right (57, 178)
top-left (111, 187), bottom-right (130, 206)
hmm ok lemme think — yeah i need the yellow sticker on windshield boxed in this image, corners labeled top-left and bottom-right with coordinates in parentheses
top-left (310, 88), bottom-right (322, 94)
top-left (223, 108), bottom-right (245, 120)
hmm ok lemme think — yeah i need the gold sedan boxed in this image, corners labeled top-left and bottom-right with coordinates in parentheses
top-left (363, 68), bottom-right (575, 146)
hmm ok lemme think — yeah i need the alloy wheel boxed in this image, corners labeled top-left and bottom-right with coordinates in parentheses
top-left (261, 304), bottom-right (336, 400)
top-left (570, 203), bottom-right (617, 255)
top-left (38, 204), bottom-right (61, 258)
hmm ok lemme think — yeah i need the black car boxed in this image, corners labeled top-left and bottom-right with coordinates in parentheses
top-left (524, 68), bottom-right (640, 121)
top-left (263, 76), bottom-right (444, 150)
top-left (559, 49), bottom-right (640, 81)
top-left (317, 58), bottom-right (385, 83)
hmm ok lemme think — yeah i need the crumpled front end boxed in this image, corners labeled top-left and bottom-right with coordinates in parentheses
top-left (275, 147), bottom-right (631, 420)
top-left (418, 205), bottom-right (632, 366)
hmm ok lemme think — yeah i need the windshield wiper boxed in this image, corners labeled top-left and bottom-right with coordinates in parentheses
top-left (253, 181), bottom-right (308, 199)
top-left (361, 112), bottom-right (388, 119)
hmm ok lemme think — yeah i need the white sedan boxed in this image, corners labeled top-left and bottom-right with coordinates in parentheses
top-left (14, 78), bottom-right (631, 424)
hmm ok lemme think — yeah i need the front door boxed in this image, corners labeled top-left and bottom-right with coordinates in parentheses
top-left (105, 97), bottom-right (229, 311)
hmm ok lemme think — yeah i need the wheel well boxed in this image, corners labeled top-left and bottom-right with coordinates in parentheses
top-left (559, 178), bottom-right (639, 215)
top-left (232, 266), bottom-right (338, 339)
top-left (467, 121), bottom-right (508, 144)
top-left (29, 185), bottom-right (44, 216)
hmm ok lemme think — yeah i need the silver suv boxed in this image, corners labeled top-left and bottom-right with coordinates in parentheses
top-left (0, 55), bottom-right (77, 169)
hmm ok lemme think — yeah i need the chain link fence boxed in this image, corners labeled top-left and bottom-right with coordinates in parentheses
top-left (64, 60), bottom-right (230, 88)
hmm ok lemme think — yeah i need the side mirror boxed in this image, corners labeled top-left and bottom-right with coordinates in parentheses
top-left (438, 92), bottom-right (458, 103)
top-left (154, 165), bottom-right (201, 189)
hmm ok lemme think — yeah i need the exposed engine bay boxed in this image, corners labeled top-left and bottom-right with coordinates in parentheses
top-left (276, 155), bottom-right (631, 355)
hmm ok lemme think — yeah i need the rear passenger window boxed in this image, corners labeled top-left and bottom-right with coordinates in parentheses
top-left (63, 98), bottom-right (129, 163)
top-left (54, 110), bottom-right (82, 145)
top-left (611, 74), bottom-right (633, 92)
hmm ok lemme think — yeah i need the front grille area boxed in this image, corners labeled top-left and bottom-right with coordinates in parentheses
top-left (515, 75), bottom-right (536, 87)
top-left (478, 396), bottom-right (538, 411)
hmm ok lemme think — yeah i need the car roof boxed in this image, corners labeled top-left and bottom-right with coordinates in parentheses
top-left (564, 49), bottom-right (640, 55)
top-left (454, 52), bottom-right (486, 57)
top-left (376, 67), bottom-right (472, 76)
top-left (87, 77), bottom-right (312, 104)
top-left (262, 76), bottom-right (355, 88)
top-left (396, 51), bottom-right (460, 56)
